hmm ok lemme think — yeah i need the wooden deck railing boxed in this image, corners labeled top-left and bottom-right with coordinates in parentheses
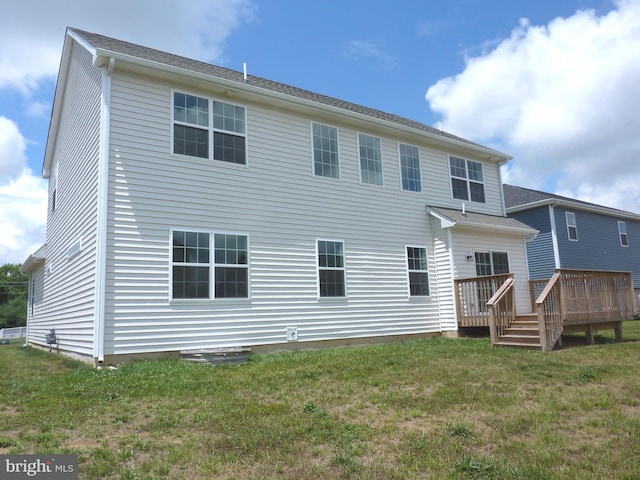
top-left (534, 271), bottom-right (564, 351)
top-left (487, 277), bottom-right (516, 345)
top-left (454, 274), bottom-right (513, 327)
top-left (534, 269), bottom-right (635, 351)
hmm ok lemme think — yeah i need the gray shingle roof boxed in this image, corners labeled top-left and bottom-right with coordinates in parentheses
top-left (428, 206), bottom-right (537, 233)
top-left (503, 184), bottom-right (640, 220)
top-left (68, 27), bottom-right (504, 155)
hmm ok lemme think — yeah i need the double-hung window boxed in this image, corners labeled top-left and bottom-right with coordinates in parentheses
top-left (399, 143), bottom-right (422, 192)
top-left (358, 133), bottom-right (383, 185)
top-left (173, 92), bottom-right (246, 164)
top-left (312, 123), bottom-right (339, 178)
top-left (618, 221), bottom-right (628, 247)
top-left (449, 156), bottom-right (485, 203)
top-left (172, 231), bottom-right (248, 299)
top-left (407, 247), bottom-right (429, 296)
top-left (566, 212), bottom-right (578, 241)
top-left (317, 240), bottom-right (345, 297)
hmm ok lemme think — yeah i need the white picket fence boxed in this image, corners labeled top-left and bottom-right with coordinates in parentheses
top-left (0, 326), bottom-right (27, 339)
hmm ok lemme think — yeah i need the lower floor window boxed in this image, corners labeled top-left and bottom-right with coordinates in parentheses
top-left (172, 230), bottom-right (248, 299)
top-left (407, 246), bottom-right (429, 296)
top-left (474, 251), bottom-right (509, 276)
top-left (318, 240), bottom-right (345, 297)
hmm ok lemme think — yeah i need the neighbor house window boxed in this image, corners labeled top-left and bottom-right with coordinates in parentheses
top-left (449, 156), bottom-right (485, 203)
top-left (474, 251), bottom-right (509, 276)
top-left (317, 240), bottom-right (345, 297)
top-left (358, 133), bottom-right (383, 185)
top-left (173, 92), bottom-right (246, 164)
top-left (566, 212), bottom-right (578, 241)
top-left (618, 221), bottom-right (628, 247)
top-left (214, 234), bottom-right (248, 298)
top-left (172, 231), bottom-right (249, 299)
top-left (407, 246), bottom-right (429, 296)
top-left (399, 143), bottom-right (421, 192)
top-left (312, 123), bottom-right (339, 178)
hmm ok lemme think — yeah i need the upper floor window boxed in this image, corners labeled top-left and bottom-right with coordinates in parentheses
top-left (399, 143), bottom-right (422, 192)
top-left (172, 230), bottom-right (249, 299)
top-left (51, 162), bottom-right (58, 212)
top-left (618, 221), bottom-right (628, 247)
top-left (312, 123), bottom-right (339, 178)
top-left (407, 246), bottom-right (429, 296)
top-left (449, 156), bottom-right (485, 203)
top-left (317, 240), bottom-right (345, 297)
top-left (566, 212), bottom-right (578, 241)
top-left (173, 92), bottom-right (246, 164)
top-left (358, 133), bottom-right (383, 186)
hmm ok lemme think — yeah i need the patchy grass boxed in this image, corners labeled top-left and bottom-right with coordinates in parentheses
top-left (1, 321), bottom-right (640, 479)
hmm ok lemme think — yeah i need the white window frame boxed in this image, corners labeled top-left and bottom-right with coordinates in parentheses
top-left (474, 251), bottom-right (510, 276)
top-left (357, 132), bottom-right (383, 186)
top-left (170, 229), bottom-right (250, 301)
top-left (171, 90), bottom-right (247, 165)
top-left (398, 143), bottom-right (422, 192)
top-left (566, 212), bottom-right (578, 241)
top-left (449, 156), bottom-right (485, 203)
top-left (316, 239), bottom-right (346, 298)
top-left (311, 122), bottom-right (340, 179)
top-left (618, 221), bottom-right (628, 247)
top-left (406, 245), bottom-right (430, 297)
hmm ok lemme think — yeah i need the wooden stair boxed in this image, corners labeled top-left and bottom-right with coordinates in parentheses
top-left (493, 314), bottom-right (542, 350)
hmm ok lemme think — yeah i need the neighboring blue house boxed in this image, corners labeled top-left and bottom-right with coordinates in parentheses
top-left (504, 184), bottom-right (640, 288)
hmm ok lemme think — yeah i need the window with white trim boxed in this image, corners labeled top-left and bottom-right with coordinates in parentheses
top-left (399, 143), bottom-right (421, 192)
top-left (618, 221), bottom-right (628, 247)
top-left (173, 92), bottom-right (246, 164)
top-left (172, 231), bottom-right (249, 299)
top-left (474, 251), bottom-right (509, 276)
top-left (312, 123), bottom-right (339, 178)
top-left (358, 133), bottom-right (383, 185)
top-left (449, 156), bottom-right (485, 203)
top-left (566, 212), bottom-right (578, 241)
top-left (407, 246), bottom-right (429, 296)
top-left (317, 240), bottom-right (345, 297)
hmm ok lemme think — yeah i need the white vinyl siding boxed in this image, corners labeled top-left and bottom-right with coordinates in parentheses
top-left (103, 75), bottom-right (455, 355)
top-left (28, 43), bottom-right (102, 357)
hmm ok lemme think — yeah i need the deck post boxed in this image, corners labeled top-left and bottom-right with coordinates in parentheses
top-left (614, 321), bottom-right (623, 343)
top-left (585, 325), bottom-right (594, 345)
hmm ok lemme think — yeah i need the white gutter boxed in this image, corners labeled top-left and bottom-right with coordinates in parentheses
top-left (549, 203), bottom-right (561, 269)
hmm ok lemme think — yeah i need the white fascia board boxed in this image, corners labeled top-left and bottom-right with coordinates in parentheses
top-left (425, 207), bottom-right (456, 229)
top-left (92, 50), bottom-right (511, 163)
top-left (20, 244), bottom-right (46, 274)
top-left (454, 221), bottom-right (539, 236)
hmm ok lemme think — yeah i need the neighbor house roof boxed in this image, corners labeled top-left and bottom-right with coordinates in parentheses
top-left (39, 27), bottom-right (510, 178)
top-left (427, 206), bottom-right (538, 235)
top-left (504, 184), bottom-right (640, 221)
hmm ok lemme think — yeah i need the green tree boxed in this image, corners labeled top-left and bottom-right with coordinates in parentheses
top-left (0, 263), bottom-right (29, 329)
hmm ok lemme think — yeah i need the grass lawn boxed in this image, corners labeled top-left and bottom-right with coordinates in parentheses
top-left (1, 322), bottom-right (640, 479)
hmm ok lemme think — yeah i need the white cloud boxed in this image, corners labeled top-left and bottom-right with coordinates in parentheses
top-left (426, 0), bottom-right (640, 212)
top-left (0, 171), bottom-right (48, 265)
top-left (342, 39), bottom-right (396, 69)
top-left (0, 0), bottom-right (256, 94)
top-left (0, 117), bottom-right (28, 182)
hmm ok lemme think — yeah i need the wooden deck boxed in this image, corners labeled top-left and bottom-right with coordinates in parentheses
top-left (455, 269), bottom-right (636, 350)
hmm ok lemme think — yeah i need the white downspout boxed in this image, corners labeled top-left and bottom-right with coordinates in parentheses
top-left (93, 57), bottom-right (114, 365)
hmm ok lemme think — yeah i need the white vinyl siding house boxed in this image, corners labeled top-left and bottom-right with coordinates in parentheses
top-left (21, 28), bottom-right (536, 364)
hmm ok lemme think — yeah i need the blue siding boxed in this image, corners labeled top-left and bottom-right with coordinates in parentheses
top-left (509, 207), bottom-right (555, 280)
top-left (554, 207), bottom-right (640, 286)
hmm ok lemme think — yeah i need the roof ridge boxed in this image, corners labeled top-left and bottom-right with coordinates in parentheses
top-left (67, 27), bottom-right (505, 156)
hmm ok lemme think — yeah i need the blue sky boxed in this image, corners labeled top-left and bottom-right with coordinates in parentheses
top-left (1, 0), bottom-right (639, 265)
